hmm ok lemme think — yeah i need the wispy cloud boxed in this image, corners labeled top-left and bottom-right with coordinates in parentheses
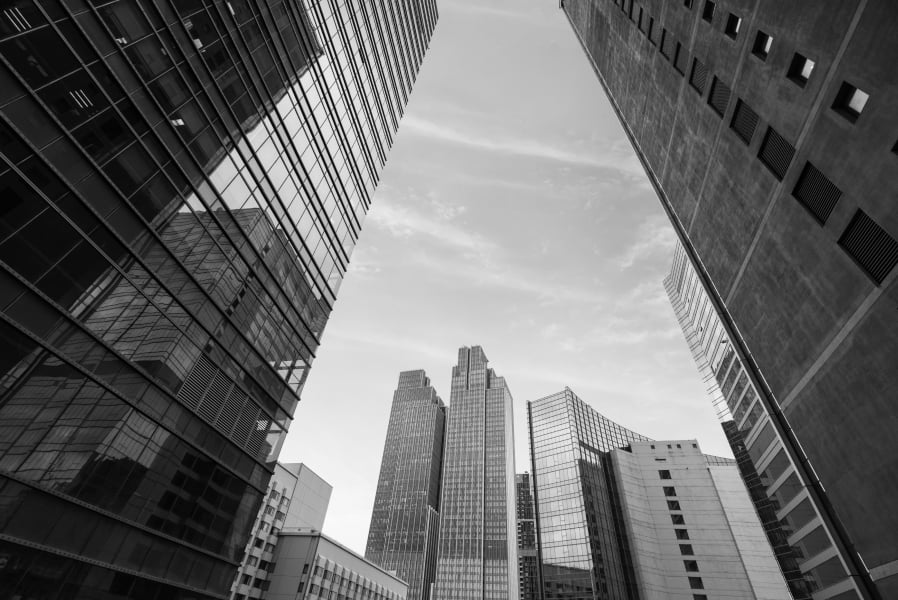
top-left (614, 215), bottom-right (676, 270)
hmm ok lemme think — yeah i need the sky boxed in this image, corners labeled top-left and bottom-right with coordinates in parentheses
top-left (279, 0), bottom-right (728, 554)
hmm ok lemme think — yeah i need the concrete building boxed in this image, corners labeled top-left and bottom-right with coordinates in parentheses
top-left (528, 388), bottom-right (790, 599)
top-left (231, 463), bottom-right (332, 600)
top-left (666, 240), bottom-right (852, 599)
top-left (0, 0), bottom-right (437, 597)
top-left (266, 531), bottom-right (408, 600)
top-left (559, 1), bottom-right (897, 597)
top-left (516, 473), bottom-right (540, 600)
top-left (433, 346), bottom-right (519, 600)
top-left (366, 370), bottom-right (446, 600)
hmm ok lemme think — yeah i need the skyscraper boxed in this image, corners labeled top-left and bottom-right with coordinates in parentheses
top-left (433, 346), bottom-right (518, 600)
top-left (366, 370), bottom-right (446, 600)
top-left (516, 473), bottom-right (540, 600)
top-left (665, 241), bottom-right (856, 599)
top-left (560, 1), bottom-right (896, 597)
top-left (528, 388), bottom-right (789, 600)
top-left (0, 0), bottom-right (437, 597)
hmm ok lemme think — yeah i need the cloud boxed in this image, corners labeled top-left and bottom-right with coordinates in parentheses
top-left (614, 215), bottom-right (677, 270)
top-left (400, 116), bottom-right (645, 179)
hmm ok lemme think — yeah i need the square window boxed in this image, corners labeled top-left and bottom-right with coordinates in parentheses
top-left (684, 0), bottom-right (693, 7)
top-left (725, 13), bottom-right (742, 38)
top-left (689, 577), bottom-right (704, 590)
top-left (694, 595), bottom-right (709, 600)
top-left (668, 500), bottom-right (681, 510)
top-left (832, 82), bottom-right (869, 123)
top-left (675, 529), bottom-right (690, 540)
top-left (787, 53), bottom-right (815, 86)
top-left (680, 544), bottom-right (694, 555)
top-left (673, 43), bottom-right (686, 74)
top-left (702, 0), bottom-right (715, 22)
top-left (664, 486), bottom-right (677, 497)
top-left (752, 31), bottom-right (773, 60)
top-left (659, 470), bottom-right (672, 479)
top-left (672, 514), bottom-right (686, 525)
top-left (676, 444), bottom-right (682, 448)
top-left (684, 560), bottom-right (699, 572)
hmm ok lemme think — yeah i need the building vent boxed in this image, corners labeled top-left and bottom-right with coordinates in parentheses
top-left (792, 162), bottom-right (842, 224)
top-left (660, 29), bottom-right (672, 59)
top-left (730, 99), bottom-right (759, 145)
top-left (838, 210), bottom-right (898, 285)
top-left (758, 127), bottom-right (795, 180)
top-left (689, 58), bottom-right (708, 95)
top-left (708, 77), bottom-right (731, 116)
top-left (178, 353), bottom-right (217, 409)
top-left (674, 43), bottom-right (687, 75)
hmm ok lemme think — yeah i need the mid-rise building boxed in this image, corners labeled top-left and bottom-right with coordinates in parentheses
top-left (266, 530), bottom-right (408, 600)
top-left (0, 0), bottom-right (437, 597)
top-left (516, 473), bottom-right (540, 600)
top-left (665, 241), bottom-right (858, 598)
top-left (366, 370), bottom-right (446, 600)
top-left (231, 462), bottom-right (332, 600)
top-left (433, 346), bottom-right (519, 600)
top-left (528, 388), bottom-right (790, 599)
top-left (559, 1), bottom-right (897, 597)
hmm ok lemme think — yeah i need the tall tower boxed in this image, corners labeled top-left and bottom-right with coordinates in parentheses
top-left (528, 388), bottom-right (790, 600)
top-left (559, 1), bottom-right (897, 597)
top-left (516, 473), bottom-right (540, 600)
top-left (366, 370), bottom-right (447, 600)
top-left (0, 0), bottom-right (438, 597)
top-left (433, 346), bottom-right (518, 600)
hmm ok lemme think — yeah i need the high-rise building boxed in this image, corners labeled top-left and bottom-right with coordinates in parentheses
top-left (560, 1), bottom-right (896, 597)
top-left (516, 473), bottom-right (540, 600)
top-left (231, 462), bottom-right (332, 600)
top-left (665, 241), bottom-right (858, 599)
top-left (0, 0), bottom-right (437, 597)
top-left (433, 346), bottom-right (519, 600)
top-left (366, 370), bottom-right (446, 600)
top-left (528, 388), bottom-right (789, 599)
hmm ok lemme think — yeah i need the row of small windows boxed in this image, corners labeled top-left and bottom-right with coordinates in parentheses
top-left (621, 0), bottom-right (898, 286)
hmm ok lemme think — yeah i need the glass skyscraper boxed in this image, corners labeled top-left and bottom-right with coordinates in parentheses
top-left (366, 370), bottom-right (446, 600)
top-left (433, 346), bottom-right (518, 600)
top-left (515, 473), bottom-right (540, 600)
top-left (0, 0), bottom-right (437, 598)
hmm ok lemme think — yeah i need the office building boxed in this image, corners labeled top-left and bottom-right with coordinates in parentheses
top-left (516, 473), bottom-right (540, 600)
top-left (528, 388), bottom-right (789, 599)
top-left (666, 241), bottom-right (858, 599)
top-left (366, 370), bottom-right (446, 600)
top-left (266, 530), bottom-right (408, 600)
top-left (433, 346), bottom-right (518, 600)
top-left (231, 462), bottom-right (332, 600)
top-left (560, 1), bottom-right (896, 596)
top-left (0, 0), bottom-right (437, 597)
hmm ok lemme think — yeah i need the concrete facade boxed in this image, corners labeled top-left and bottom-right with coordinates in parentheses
top-left (266, 531), bottom-right (408, 600)
top-left (561, 1), bottom-right (898, 597)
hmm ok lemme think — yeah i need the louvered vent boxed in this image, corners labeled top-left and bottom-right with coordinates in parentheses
top-left (690, 59), bottom-right (708, 95)
top-left (839, 210), bottom-right (898, 285)
top-left (792, 162), bottom-right (842, 224)
top-left (730, 99), bottom-right (758, 145)
top-left (708, 77), bottom-right (731, 116)
top-left (177, 354), bottom-right (216, 409)
top-left (215, 386), bottom-right (247, 436)
top-left (233, 402), bottom-right (258, 446)
top-left (197, 370), bottom-right (231, 423)
top-left (758, 127), bottom-right (795, 180)
top-left (660, 30), bottom-right (672, 58)
top-left (674, 44), bottom-right (687, 75)
top-left (248, 416), bottom-right (271, 459)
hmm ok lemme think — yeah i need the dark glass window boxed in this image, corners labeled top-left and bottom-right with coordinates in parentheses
top-left (675, 529), bottom-right (690, 540)
top-left (663, 486), bottom-right (677, 497)
top-left (684, 560), bottom-right (699, 572)
top-left (659, 470), bottom-right (671, 479)
top-left (752, 31), bottom-right (773, 60)
top-left (787, 53), bottom-right (815, 86)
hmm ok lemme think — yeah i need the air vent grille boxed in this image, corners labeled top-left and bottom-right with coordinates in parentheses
top-left (839, 210), bottom-right (898, 285)
top-left (731, 99), bottom-right (759, 145)
top-left (792, 162), bottom-right (841, 224)
top-left (690, 59), bottom-right (708, 95)
top-left (758, 127), bottom-right (795, 180)
top-left (708, 77), bottom-right (731, 116)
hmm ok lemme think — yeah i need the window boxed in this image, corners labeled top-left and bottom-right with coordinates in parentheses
top-left (247, 556), bottom-right (258, 567)
top-left (676, 444), bottom-right (682, 448)
top-left (660, 31), bottom-right (672, 59)
top-left (684, 0), bottom-right (693, 7)
top-left (787, 53), bottom-right (815, 86)
top-left (680, 544), bottom-right (694, 555)
top-left (254, 538), bottom-right (264, 548)
top-left (792, 162), bottom-right (842, 224)
top-left (725, 13), bottom-right (742, 38)
top-left (675, 529), bottom-right (690, 540)
top-left (758, 127), bottom-right (795, 180)
top-left (708, 76), bottom-right (732, 117)
top-left (298, 581), bottom-right (306, 593)
top-left (702, 0), bottom-right (714, 22)
top-left (664, 486), bottom-right (677, 497)
top-left (832, 82), bottom-right (869, 123)
top-left (303, 564), bottom-right (310, 574)
top-left (672, 514), bottom-right (686, 525)
top-left (264, 543), bottom-right (275, 552)
top-left (241, 574), bottom-right (252, 585)
top-left (730, 99), bottom-right (759, 145)
top-left (689, 58), bottom-right (708, 95)
top-left (752, 31), bottom-right (772, 60)
top-left (674, 43), bottom-right (686, 75)
top-left (265, 506), bottom-right (275, 515)
top-left (689, 577), bottom-right (704, 590)
top-left (694, 595), bottom-right (708, 600)
top-left (838, 209), bottom-right (898, 285)
top-left (668, 500), bottom-right (681, 510)
top-left (892, 140), bottom-right (898, 155)
top-left (648, 18), bottom-right (656, 45)
top-left (684, 560), bottom-right (699, 572)
top-left (659, 470), bottom-right (672, 479)
top-left (650, 444), bottom-right (656, 449)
